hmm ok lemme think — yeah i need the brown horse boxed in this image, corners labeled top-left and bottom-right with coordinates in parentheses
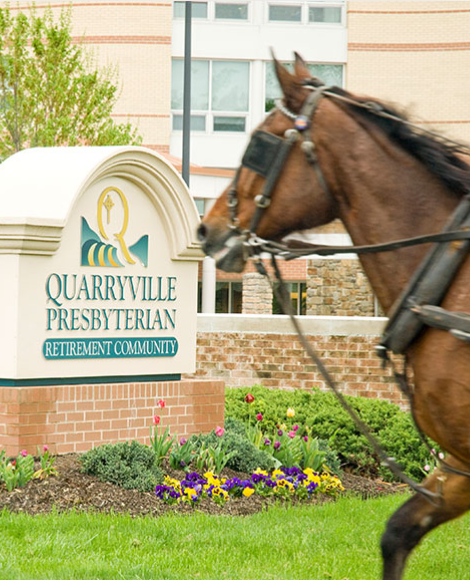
top-left (198, 54), bottom-right (470, 579)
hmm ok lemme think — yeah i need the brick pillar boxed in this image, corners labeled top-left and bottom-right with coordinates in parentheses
top-left (307, 258), bottom-right (378, 316)
top-left (242, 272), bottom-right (273, 314)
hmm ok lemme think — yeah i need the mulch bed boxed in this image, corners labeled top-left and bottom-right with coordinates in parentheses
top-left (0, 454), bottom-right (408, 517)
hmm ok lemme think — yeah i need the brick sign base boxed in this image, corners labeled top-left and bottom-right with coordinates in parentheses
top-left (0, 379), bottom-right (224, 456)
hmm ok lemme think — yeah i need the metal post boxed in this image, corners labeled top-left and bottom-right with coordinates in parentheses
top-left (182, 1), bottom-right (192, 186)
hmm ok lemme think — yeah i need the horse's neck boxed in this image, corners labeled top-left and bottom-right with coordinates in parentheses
top-left (318, 106), bottom-right (460, 313)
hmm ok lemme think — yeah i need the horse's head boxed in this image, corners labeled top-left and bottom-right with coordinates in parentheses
top-left (197, 53), bottom-right (339, 273)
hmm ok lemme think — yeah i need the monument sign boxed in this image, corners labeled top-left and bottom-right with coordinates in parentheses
top-left (0, 147), bottom-right (224, 456)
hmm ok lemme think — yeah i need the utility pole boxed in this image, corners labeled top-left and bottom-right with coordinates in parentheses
top-left (182, 1), bottom-right (192, 186)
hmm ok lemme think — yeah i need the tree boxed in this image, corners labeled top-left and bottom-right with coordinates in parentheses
top-left (0, 5), bottom-right (141, 160)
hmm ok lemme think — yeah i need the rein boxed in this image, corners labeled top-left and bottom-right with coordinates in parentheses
top-left (255, 254), bottom-right (443, 505)
top-left (226, 79), bottom-right (470, 499)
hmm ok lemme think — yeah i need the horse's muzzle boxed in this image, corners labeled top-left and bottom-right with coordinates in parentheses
top-left (197, 222), bottom-right (247, 273)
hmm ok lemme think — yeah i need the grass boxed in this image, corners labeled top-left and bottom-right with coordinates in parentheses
top-left (2, 494), bottom-right (470, 580)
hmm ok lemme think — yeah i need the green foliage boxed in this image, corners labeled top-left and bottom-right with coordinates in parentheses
top-left (80, 441), bottom-right (163, 492)
top-left (169, 438), bottom-right (198, 472)
top-left (0, 450), bottom-right (35, 491)
top-left (225, 385), bottom-right (436, 481)
top-left (299, 435), bottom-right (326, 472)
top-left (272, 432), bottom-right (303, 468)
top-left (196, 427), bottom-right (275, 474)
top-left (0, 5), bottom-right (141, 161)
top-left (206, 440), bottom-right (237, 475)
top-left (149, 423), bottom-right (175, 467)
top-left (33, 445), bottom-right (57, 480)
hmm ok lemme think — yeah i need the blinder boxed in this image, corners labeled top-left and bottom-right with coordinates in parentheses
top-left (241, 130), bottom-right (286, 177)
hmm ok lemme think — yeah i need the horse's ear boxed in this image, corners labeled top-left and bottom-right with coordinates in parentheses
top-left (271, 49), bottom-right (303, 112)
top-left (294, 52), bottom-right (311, 81)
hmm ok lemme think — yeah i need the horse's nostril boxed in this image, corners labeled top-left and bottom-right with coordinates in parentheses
top-left (197, 223), bottom-right (207, 242)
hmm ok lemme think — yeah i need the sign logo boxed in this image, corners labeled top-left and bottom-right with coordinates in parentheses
top-left (81, 186), bottom-right (149, 267)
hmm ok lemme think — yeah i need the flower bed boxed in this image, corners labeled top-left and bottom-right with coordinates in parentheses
top-left (155, 466), bottom-right (344, 506)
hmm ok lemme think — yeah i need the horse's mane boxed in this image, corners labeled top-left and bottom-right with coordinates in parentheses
top-left (328, 87), bottom-right (470, 197)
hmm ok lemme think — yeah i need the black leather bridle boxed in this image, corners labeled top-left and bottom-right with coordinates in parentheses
top-left (227, 82), bottom-right (332, 239)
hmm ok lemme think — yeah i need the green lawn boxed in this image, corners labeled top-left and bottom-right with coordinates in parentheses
top-left (2, 495), bottom-right (470, 580)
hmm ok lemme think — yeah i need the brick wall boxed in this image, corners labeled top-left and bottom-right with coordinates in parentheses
top-left (0, 379), bottom-right (224, 457)
top-left (192, 326), bottom-right (407, 408)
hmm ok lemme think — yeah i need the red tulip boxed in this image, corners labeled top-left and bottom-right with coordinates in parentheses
top-left (245, 393), bottom-right (255, 404)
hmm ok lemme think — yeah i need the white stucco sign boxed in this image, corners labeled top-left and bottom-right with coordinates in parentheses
top-left (0, 147), bottom-right (202, 382)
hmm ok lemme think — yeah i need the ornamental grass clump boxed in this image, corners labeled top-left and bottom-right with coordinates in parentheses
top-left (155, 466), bottom-right (343, 506)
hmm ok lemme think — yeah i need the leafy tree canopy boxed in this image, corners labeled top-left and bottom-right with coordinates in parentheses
top-left (0, 4), bottom-right (141, 160)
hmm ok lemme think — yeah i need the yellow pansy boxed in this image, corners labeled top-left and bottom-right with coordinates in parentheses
top-left (243, 487), bottom-right (255, 497)
top-left (184, 488), bottom-right (197, 499)
top-left (164, 476), bottom-right (181, 491)
top-left (254, 468), bottom-right (268, 476)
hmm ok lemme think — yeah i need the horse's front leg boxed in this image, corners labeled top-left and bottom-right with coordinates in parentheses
top-left (381, 456), bottom-right (470, 580)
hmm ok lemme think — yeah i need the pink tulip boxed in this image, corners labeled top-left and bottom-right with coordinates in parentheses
top-left (215, 426), bottom-right (225, 437)
top-left (256, 413), bottom-right (263, 421)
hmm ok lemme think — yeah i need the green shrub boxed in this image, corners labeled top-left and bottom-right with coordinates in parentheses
top-left (192, 428), bottom-right (275, 474)
top-left (225, 386), bottom-right (435, 481)
top-left (224, 407), bottom-right (341, 475)
top-left (80, 441), bottom-right (163, 492)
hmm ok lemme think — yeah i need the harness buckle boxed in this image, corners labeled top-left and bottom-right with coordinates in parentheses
top-left (284, 128), bottom-right (299, 141)
top-left (227, 189), bottom-right (238, 208)
top-left (254, 194), bottom-right (271, 209)
top-left (245, 235), bottom-right (265, 247)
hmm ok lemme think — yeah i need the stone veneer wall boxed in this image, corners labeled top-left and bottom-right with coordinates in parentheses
top-left (192, 316), bottom-right (407, 408)
top-left (0, 379), bottom-right (224, 457)
top-left (307, 259), bottom-right (378, 316)
top-left (242, 272), bottom-right (273, 314)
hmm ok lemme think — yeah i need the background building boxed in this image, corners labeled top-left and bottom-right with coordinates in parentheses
top-left (4, 0), bottom-right (470, 317)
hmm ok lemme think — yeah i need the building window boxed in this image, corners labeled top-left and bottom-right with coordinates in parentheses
top-left (215, 2), bottom-right (248, 20)
top-left (216, 281), bottom-right (243, 313)
top-left (194, 197), bottom-right (214, 217)
top-left (172, 115), bottom-right (206, 132)
top-left (265, 61), bottom-right (344, 112)
top-left (268, 4), bottom-right (302, 22)
top-left (309, 4), bottom-right (342, 23)
top-left (198, 281), bottom-right (242, 313)
top-left (174, 1), bottom-right (208, 19)
top-left (172, 59), bottom-right (249, 133)
top-left (272, 282), bottom-right (307, 316)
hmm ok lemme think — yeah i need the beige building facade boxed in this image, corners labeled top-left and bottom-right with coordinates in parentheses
top-left (348, 1), bottom-right (470, 145)
top-left (2, 0), bottom-right (470, 317)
